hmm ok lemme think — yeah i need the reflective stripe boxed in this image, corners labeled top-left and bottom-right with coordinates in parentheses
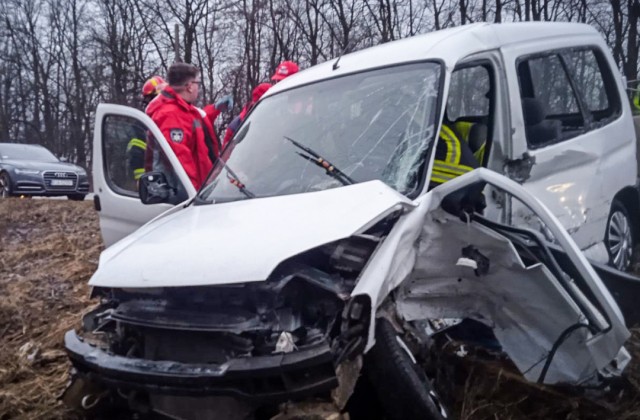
top-left (127, 138), bottom-right (147, 151)
top-left (430, 124), bottom-right (473, 185)
top-left (634, 91), bottom-right (640, 111)
top-left (433, 160), bottom-right (474, 176)
top-left (440, 125), bottom-right (460, 165)
top-left (430, 170), bottom-right (457, 184)
top-left (150, 78), bottom-right (158, 87)
top-left (133, 168), bottom-right (145, 179)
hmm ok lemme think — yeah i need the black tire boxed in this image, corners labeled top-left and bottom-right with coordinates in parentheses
top-left (0, 172), bottom-right (12, 198)
top-left (67, 194), bottom-right (86, 201)
top-left (365, 318), bottom-right (448, 420)
top-left (605, 199), bottom-right (635, 271)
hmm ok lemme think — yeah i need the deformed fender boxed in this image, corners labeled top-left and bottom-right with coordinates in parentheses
top-left (351, 168), bottom-right (630, 383)
top-left (351, 192), bottom-right (433, 352)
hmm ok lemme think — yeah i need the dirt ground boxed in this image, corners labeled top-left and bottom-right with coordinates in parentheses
top-left (0, 198), bottom-right (639, 420)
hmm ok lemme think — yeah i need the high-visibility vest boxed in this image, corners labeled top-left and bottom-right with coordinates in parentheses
top-left (430, 124), bottom-right (478, 185)
top-left (453, 121), bottom-right (486, 164)
top-left (127, 138), bottom-right (147, 180)
top-left (634, 90), bottom-right (640, 112)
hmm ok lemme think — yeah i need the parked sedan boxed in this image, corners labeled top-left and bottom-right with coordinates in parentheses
top-left (0, 143), bottom-right (89, 200)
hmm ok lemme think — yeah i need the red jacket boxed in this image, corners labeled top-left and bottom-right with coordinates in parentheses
top-left (223, 83), bottom-right (272, 146)
top-left (147, 86), bottom-right (221, 189)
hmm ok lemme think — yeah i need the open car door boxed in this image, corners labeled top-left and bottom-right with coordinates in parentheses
top-left (93, 104), bottom-right (197, 247)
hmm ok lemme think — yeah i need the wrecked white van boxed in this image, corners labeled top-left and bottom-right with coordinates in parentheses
top-left (66, 23), bottom-right (639, 419)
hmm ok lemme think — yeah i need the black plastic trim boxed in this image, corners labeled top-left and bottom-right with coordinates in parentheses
top-left (65, 330), bottom-right (338, 402)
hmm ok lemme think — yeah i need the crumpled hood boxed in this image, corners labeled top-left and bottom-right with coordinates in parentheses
top-left (90, 181), bottom-right (414, 288)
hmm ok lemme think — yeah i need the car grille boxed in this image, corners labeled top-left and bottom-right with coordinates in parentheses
top-left (43, 171), bottom-right (78, 191)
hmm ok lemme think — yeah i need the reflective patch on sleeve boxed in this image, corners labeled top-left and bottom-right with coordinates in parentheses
top-left (170, 129), bottom-right (184, 143)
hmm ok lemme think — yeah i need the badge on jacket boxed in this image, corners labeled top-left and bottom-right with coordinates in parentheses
top-left (170, 129), bottom-right (183, 143)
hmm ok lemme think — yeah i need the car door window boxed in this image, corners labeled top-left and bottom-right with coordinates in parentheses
top-left (563, 48), bottom-right (621, 124)
top-left (445, 64), bottom-right (493, 166)
top-left (447, 66), bottom-right (490, 120)
top-left (517, 53), bottom-right (585, 148)
top-left (102, 114), bottom-right (188, 203)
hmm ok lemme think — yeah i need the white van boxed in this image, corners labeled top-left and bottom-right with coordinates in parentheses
top-left (69, 22), bottom-right (638, 420)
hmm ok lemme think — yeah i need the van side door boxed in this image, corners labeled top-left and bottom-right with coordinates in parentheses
top-left (93, 104), bottom-right (197, 247)
top-left (502, 38), bottom-right (636, 264)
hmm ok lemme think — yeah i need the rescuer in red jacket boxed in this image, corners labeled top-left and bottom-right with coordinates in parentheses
top-left (223, 83), bottom-right (272, 146)
top-left (147, 62), bottom-right (233, 189)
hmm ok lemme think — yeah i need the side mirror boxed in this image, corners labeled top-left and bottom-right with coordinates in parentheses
top-left (139, 172), bottom-right (173, 205)
top-left (59, 156), bottom-right (68, 162)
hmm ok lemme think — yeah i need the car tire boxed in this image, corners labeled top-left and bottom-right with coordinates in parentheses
top-left (0, 172), bottom-right (12, 198)
top-left (364, 318), bottom-right (448, 420)
top-left (605, 199), bottom-right (635, 271)
top-left (68, 194), bottom-right (86, 201)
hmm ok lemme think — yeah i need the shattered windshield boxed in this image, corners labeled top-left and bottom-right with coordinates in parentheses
top-left (199, 62), bottom-right (442, 203)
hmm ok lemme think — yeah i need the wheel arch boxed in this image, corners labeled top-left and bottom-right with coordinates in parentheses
top-left (612, 185), bottom-right (640, 238)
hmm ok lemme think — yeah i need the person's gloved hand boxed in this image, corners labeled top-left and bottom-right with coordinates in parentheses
top-left (215, 95), bottom-right (234, 112)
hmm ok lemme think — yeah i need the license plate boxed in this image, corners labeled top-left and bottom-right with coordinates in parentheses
top-left (51, 180), bottom-right (73, 186)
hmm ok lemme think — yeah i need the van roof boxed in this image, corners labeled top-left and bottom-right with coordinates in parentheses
top-left (267, 22), bottom-right (599, 96)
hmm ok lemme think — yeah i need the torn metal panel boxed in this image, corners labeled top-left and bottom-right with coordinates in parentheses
top-left (397, 208), bottom-right (602, 384)
top-left (351, 193), bottom-right (433, 351)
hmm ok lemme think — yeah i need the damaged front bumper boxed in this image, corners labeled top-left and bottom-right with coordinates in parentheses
top-left (65, 330), bottom-right (337, 401)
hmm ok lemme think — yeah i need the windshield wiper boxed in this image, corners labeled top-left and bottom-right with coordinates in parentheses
top-left (284, 136), bottom-right (355, 186)
top-left (219, 159), bottom-right (256, 199)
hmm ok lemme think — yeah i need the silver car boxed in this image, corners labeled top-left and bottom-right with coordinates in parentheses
top-left (0, 143), bottom-right (89, 200)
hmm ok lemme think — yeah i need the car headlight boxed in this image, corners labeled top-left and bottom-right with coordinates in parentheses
top-left (15, 169), bottom-right (40, 175)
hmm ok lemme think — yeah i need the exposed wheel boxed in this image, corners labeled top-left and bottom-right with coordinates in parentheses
top-left (365, 318), bottom-right (448, 420)
top-left (605, 199), bottom-right (635, 271)
top-left (67, 194), bottom-right (86, 201)
top-left (0, 172), bottom-right (12, 198)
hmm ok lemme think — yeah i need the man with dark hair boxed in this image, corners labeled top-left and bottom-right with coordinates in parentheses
top-left (147, 62), bottom-right (233, 189)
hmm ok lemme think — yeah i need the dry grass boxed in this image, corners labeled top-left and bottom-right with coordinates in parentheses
top-left (430, 333), bottom-right (640, 420)
top-left (0, 198), bottom-right (639, 419)
top-left (0, 198), bottom-right (102, 420)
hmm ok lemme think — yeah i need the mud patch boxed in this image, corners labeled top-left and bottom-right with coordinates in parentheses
top-left (0, 198), bottom-right (102, 419)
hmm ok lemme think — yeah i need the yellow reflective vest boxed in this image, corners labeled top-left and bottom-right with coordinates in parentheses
top-left (430, 124), bottom-right (479, 185)
top-left (127, 138), bottom-right (147, 180)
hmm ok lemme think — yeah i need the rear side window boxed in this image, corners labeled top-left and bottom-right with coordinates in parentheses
top-left (517, 46), bottom-right (621, 149)
top-left (564, 48), bottom-right (620, 122)
top-left (528, 55), bottom-right (581, 116)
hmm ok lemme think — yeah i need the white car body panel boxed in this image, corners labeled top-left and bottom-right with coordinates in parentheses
top-left (500, 33), bottom-right (638, 263)
top-left (93, 104), bottom-right (196, 247)
top-left (352, 168), bottom-right (629, 384)
top-left (90, 180), bottom-right (413, 288)
top-left (259, 22), bottom-right (637, 261)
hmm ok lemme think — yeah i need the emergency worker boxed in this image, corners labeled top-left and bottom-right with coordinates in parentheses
top-left (223, 83), bottom-right (272, 146)
top-left (147, 62), bottom-right (230, 189)
top-left (430, 122), bottom-right (480, 186)
top-left (634, 89), bottom-right (640, 113)
top-left (127, 76), bottom-right (167, 182)
top-left (452, 120), bottom-right (486, 164)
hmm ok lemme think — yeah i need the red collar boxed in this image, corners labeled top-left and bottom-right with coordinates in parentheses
top-left (160, 86), bottom-right (195, 113)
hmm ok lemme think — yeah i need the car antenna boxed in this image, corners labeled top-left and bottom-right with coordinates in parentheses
top-left (333, 42), bottom-right (350, 71)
